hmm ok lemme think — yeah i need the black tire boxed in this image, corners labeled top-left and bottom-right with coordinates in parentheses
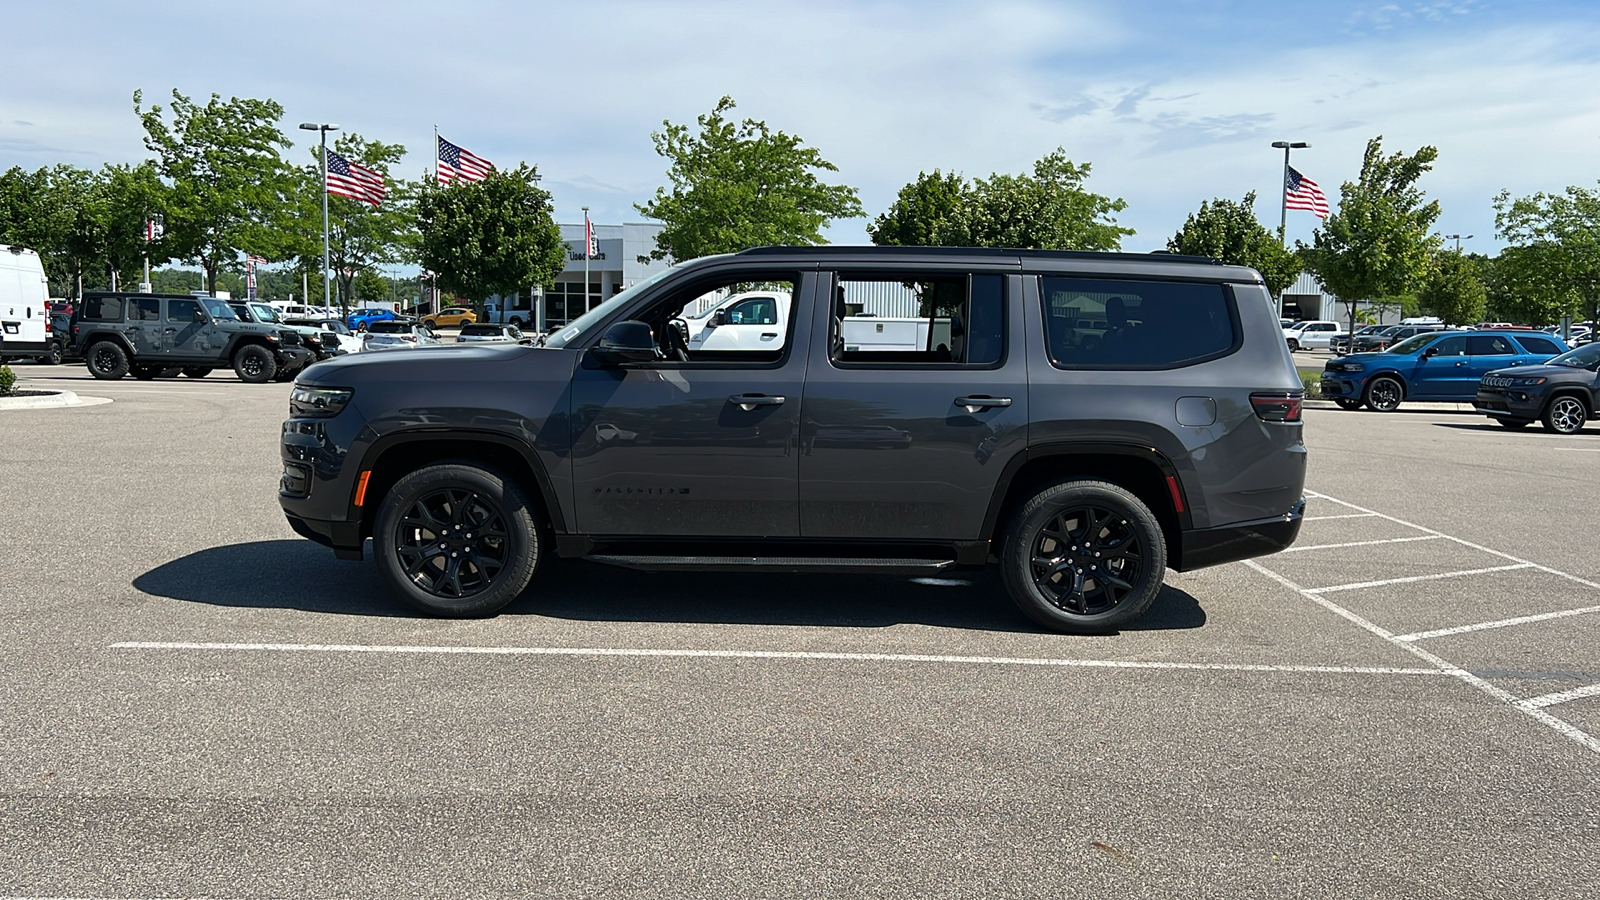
top-left (1543, 395), bottom-right (1589, 434)
top-left (38, 342), bottom-right (62, 366)
top-left (131, 365), bottom-right (160, 380)
top-left (1364, 376), bottom-right (1404, 412)
top-left (373, 461), bottom-right (542, 617)
top-left (423, 319), bottom-right (436, 329)
top-left (181, 367), bottom-right (213, 379)
top-left (158, 367), bottom-right (182, 378)
top-left (1334, 398), bottom-right (1363, 411)
top-left (232, 344), bottom-right (277, 384)
top-left (1286, 338), bottom-right (1300, 351)
top-left (1496, 418), bottom-right (1531, 430)
top-left (86, 341), bottom-right (129, 380)
top-left (509, 316), bottom-right (524, 328)
top-left (1000, 480), bottom-right (1166, 634)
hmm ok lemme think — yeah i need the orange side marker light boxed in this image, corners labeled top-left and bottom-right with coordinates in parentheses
top-left (353, 470), bottom-right (372, 507)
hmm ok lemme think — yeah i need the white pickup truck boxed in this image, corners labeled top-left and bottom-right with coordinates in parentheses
top-left (1282, 319), bottom-right (1347, 351)
top-left (679, 291), bottom-right (942, 353)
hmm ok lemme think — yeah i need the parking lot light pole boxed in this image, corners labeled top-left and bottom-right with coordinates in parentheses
top-left (1271, 141), bottom-right (1310, 245)
top-left (299, 123), bottom-right (340, 310)
top-left (1444, 233), bottom-right (1473, 253)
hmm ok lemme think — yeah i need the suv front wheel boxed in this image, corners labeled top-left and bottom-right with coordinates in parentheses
top-left (233, 344), bottom-right (277, 384)
top-left (373, 461), bottom-right (542, 617)
top-left (1001, 480), bottom-right (1166, 634)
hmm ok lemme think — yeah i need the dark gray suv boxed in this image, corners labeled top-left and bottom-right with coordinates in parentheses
top-left (279, 247), bottom-right (1306, 632)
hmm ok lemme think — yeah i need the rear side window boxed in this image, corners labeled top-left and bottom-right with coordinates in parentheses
top-left (1468, 335), bottom-right (1516, 355)
top-left (1040, 277), bottom-right (1237, 369)
top-left (830, 272), bottom-right (1004, 366)
top-left (1514, 335), bottom-right (1563, 355)
top-left (131, 298), bottom-right (161, 321)
top-left (82, 296), bottom-right (123, 321)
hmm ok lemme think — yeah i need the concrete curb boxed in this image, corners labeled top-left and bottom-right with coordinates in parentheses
top-left (0, 390), bottom-right (114, 411)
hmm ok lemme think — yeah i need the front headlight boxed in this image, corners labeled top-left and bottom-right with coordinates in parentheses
top-left (1336, 362), bottom-right (1365, 372)
top-left (1511, 377), bottom-right (1547, 386)
top-left (289, 385), bottom-right (354, 417)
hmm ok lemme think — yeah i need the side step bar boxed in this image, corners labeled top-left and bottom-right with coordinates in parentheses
top-left (586, 555), bottom-right (958, 575)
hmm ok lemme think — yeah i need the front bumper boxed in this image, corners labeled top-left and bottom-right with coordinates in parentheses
top-left (1473, 387), bottom-right (1542, 420)
top-left (1319, 374), bottom-right (1362, 400)
top-left (278, 347), bottom-right (314, 371)
top-left (1175, 498), bottom-right (1305, 571)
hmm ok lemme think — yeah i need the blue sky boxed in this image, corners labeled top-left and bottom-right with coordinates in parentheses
top-left (4, 0), bottom-right (1598, 256)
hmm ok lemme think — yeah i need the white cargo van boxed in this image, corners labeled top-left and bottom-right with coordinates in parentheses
top-left (0, 245), bottom-right (52, 363)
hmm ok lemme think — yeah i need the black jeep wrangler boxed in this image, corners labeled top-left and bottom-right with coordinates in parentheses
top-left (75, 292), bottom-right (313, 383)
top-left (280, 247), bottom-right (1307, 633)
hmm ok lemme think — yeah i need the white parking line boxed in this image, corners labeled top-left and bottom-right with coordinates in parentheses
top-left (1305, 564), bottom-right (1533, 595)
top-left (107, 641), bottom-right (1450, 677)
top-left (1519, 682), bottom-right (1600, 710)
top-left (1281, 534), bottom-right (1446, 553)
top-left (1394, 604), bottom-right (1600, 642)
top-left (1302, 513), bottom-right (1379, 521)
top-left (1245, 558), bottom-right (1600, 755)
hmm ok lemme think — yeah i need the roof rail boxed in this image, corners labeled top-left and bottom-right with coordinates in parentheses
top-left (732, 245), bottom-right (1224, 265)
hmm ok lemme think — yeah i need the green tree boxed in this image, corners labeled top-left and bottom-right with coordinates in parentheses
top-left (135, 89), bottom-right (295, 292)
top-left (1416, 251), bottom-right (1487, 325)
top-left (416, 164), bottom-right (566, 305)
top-left (1494, 184), bottom-right (1600, 327)
top-left (867, 170), bottom-right (971, 246)
top-left (352, 269), bottom-right (390, 303)
top-left (964, 149), bottom-right (1132, 251)
top-left (1300, 136), bottom-right (1442, 334)
top-left (1485, 244), bottom-right (1577, 325)
top-left (1167, 191), bottom-right (1301, 296)
top-left (284, 133), bottom-right (418, 312)
top-left (637, 96), bottom-right (863, 262)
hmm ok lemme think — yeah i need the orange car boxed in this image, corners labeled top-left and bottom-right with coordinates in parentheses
top-left (424, 307), bottom-right (477, 328)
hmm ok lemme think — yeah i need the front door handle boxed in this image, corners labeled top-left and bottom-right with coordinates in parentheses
top-left (955, 395), bottom-right (1012, 412)
top-left (729, 393), bottom-right (785, 410)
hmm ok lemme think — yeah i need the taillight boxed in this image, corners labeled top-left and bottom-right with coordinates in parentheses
top-left (1251, 392), bottom-right (1303, 422)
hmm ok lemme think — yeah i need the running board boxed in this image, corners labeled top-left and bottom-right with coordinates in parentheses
top-left (586, 555), bottom-right (957, 575)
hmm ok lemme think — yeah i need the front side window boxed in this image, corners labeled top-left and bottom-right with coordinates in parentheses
top-left (168, 299), bottom-right (203, 323)
top-left (1041, 277), bottom-right (1236, 369)
top-left (202, 299), bottom-right (236, 320)
top-left (1430, 336), bottom-right (1468, 357)
top-left (830, 272), bottom-right (1004, 366)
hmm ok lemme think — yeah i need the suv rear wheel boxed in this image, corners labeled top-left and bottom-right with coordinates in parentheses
top-left (373, 461), bottom-right (542, 617)
top-left (1000, 480), bottom-right (1166, 634)
top-left (233, 344), bottom-right (277, 384)
top-left (1544, 395), bottom-right (1589, 434)
top-left (86, 342), bottom-right (129, 380)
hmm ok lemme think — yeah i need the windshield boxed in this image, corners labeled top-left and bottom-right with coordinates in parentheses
top-left (543, 265), bottom-right (682, 349)
top-left (1550, 343), bottom-right (1600, 368)
top-left (203, 299), bottom-right (238, 320)
top-left (250, 303), bottom-right (282, 324)
top-left (1387, 332), bottom-right (1441, 355)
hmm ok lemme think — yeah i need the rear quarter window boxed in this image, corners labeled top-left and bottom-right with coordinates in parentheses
top-left (1039, 277), bottom-right (1238, 369)
top-left (1514, 335), bottom-right (1563, 355)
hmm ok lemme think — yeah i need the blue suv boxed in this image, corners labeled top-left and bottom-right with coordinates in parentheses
top-left (1321, 330), bottom-right (1566, 411)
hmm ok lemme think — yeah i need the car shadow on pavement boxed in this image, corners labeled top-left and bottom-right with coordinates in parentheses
top-left (135, 540), bottom-right (1208, 634)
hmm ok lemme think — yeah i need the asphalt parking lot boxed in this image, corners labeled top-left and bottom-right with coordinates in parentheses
top-left (3, 364), bottom-right (1599, 899)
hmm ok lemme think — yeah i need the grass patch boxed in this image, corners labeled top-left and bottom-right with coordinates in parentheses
top-left (1299, 369), bottom-right (1322, 400)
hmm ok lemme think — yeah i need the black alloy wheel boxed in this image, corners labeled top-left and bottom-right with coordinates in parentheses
top-left (1001, 480), bottom-right (1165, 633)
top-left (233, 344), bottom-right (277, 384)
top-left (38, 343), bottom-right (62, 365)
top-left (87, 342), bottom-right (129, 380)
top-left (374, 462), bottom-right (542, 616)
top-left (1364, 376), bottom-right (1403, 412)
top-left (1334, 398), bottom-right (1363, 411)
top-left (1544, 396), bottom-right (1589, 434)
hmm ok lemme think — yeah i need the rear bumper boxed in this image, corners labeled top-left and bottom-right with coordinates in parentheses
top-left (1175, 498), bottom-right (1305, 571)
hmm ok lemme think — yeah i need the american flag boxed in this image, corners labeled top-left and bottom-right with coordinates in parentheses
top-left (145, 217), bottom-right (164, 242)
top-left (437, 135), bottom-right (494, 184)
top-left (1285, 166), bottom-right (1329, 219)
top-left (326, 149), bottom-right (387, 207)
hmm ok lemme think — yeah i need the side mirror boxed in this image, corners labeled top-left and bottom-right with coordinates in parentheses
top-left (1422, 346), bottom-right (1439, 358)
top-left (709, 310), bottom-right (726, 328)
top-left (591, 320), bottom-right (661, 366)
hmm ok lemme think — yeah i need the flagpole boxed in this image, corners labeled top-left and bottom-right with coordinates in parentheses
top-left (582, 206), bottom-right (591, 317)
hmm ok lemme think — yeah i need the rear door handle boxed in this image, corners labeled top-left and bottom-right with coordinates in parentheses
top-left (955, 396), bottom-right (1012, 412)
top-left (729, 393), bottom-right (785, 410)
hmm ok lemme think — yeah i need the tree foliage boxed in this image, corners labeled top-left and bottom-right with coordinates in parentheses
top-left (637, 96), bottom-right (863, 262)
top-left (285, 133), bottom-right (419, 311)
top-left (1416, 251), bottom-right (1486, 325)
top-left (135, 89), bottom-right (294, 291)
top-left (1300, 136), bottom-right (1442, 331)
top-left (416, 164), bottom-right (566, 304)
top-left (869, 151), bottom-right (1132, 251)
top-left (1167, 191), bottom-right (1301, 296)
top-left (1485, 244), bottom-right (1578, 325)
top-left (1494, 184), bottom-right (1600, 326)
top-left (0, 162), bottom-right (166, 296)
